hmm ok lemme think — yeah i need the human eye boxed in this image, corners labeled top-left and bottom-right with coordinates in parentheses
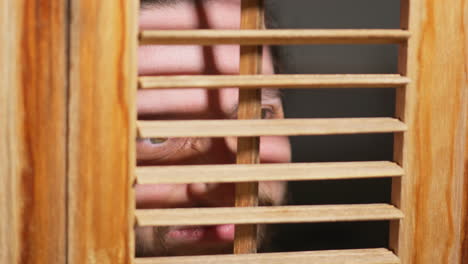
top-left (260, 89), bottom-right (284, 120)
top-left (261, 106), bottom-right (275, 119)
top-left (142, 137), bottom-right (168, 145)
top-left (136, 137), bottom-right (186, 163)
top-left (261, 101), bottom-right (284, 119)
top-left (137, 137), bottom-right (169, 148)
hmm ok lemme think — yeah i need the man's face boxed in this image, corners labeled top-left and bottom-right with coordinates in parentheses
top-left (136, 0), bottom-right (291, 256)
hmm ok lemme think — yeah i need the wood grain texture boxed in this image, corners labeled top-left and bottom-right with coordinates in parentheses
top-left (135, 204), bottom-right (403, 226)
top-left (234, 0), bottom-right (264, 254)
top-left (463, 123), bottom-right (468, 264)
top-left (68, 0), bottom-right (137, 263)
top-left (139, 29), bottom-right (410, 45)
top-left (389, 0), bottom-right (411, 258)
top-left (137, 118), bottom-right (407, 138)
top-left (136, 161), bottom-right (404, 184)
top-left (392, 0), bottom-right (468, 263)
top-left (139, 74), bottom-right (410, 89)
top-left (134, 248), bottom-right (400, 264)
top-left (0, 1), bottom-right (20, 262)
top-left (0, 0), bottom-right (67, 263)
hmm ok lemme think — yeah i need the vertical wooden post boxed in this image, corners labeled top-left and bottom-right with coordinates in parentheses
top-left (392, 0), bottom-right (468, 263)
top-left (234, 0), bottom-right (264, 255)
top-left (0, 0), bottom-right (68, 263)
top-left (389, 0), bottom-right (412, 260)
top-left (463, 126), bottom-right (468, 264)
top-left (68, 0), bottom-right (138, 263)
top-left (0, 1), bottom-right (20, 262)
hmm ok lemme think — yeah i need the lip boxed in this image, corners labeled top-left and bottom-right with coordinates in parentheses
top-left (167, 224), bottom-right (235, 243)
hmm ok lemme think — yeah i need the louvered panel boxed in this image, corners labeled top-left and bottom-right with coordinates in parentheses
top-left (137, 118), bottom-right (407, 138)
top-left (134, 248), bottom-right (400, 264)
top-left (135, 204), bottom-right (403, 227)
top-left (130, 0), bottom-right (420, 262)
top-left (136, 161), bottom-right (403, 184)
top-left (139, 74), bottom-right (410, 89)
top-left (139, 29), bottom-right (410, 45)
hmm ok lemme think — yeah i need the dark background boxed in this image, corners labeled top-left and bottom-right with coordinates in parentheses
top-left (266, 0), bottom-right (401, 252)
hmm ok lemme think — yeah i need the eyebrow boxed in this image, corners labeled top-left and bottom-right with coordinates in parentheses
top-left (262, 88), bottom-right (282, 101)
top-left (141, 0), bottom-right (192, 8)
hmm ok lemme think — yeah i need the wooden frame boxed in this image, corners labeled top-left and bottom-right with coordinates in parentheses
top-left (67, 0), bottom-right (138, 263)
top-left (390, 0), bottom-right (468, 263)
top-left (0, 0), bottom-right (67, 263)
top-left (0, 0), bottom-right (136, 263)
top-left (0, 0), bottom-right (466, 263)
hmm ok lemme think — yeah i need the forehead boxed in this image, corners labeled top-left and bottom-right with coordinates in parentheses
top-left (140, 0), bottom-right (241, 30)
top-left (137, 0), bottom-right (276, 118)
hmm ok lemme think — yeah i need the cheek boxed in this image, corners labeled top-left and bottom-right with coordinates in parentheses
top-left (260, 136), bottom-right (291, 163)
top-left (138, 45), bottom-right (205, 75)
top-left (135, 184), bottom-right (185, 208)
top-left (138, 45), bottom-right (240, 75)
top-left (137, 89), bottom-right (211, 117)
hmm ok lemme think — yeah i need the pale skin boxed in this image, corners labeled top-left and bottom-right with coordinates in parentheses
top-left (136, 0), bottom-right (291, 256)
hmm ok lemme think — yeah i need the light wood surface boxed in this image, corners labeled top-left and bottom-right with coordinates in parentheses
top-left (234, 0), bottom-right (264, 255)
top-left (389, 0), bottom-right (411, 258)
top-left (391, 0), bottom-right (468, 263)
top-left (0, 0), bottom-right (464, 262)
top-left (463, 122), bottom-right (468, 264)
top-left (1, 1), bottom-right (21, 263)
top-left (139, 74), bottom-right (410, 89)
top-left (0, 0), bottom-right (67, 263)
top-left (134, 248), bottom-right (400, 264)
top-left (139, 29), bottom-right (410, 45)
top-left (136, 161), bottom-right (403, 184)
top-left (464, 128), bottom-right (468, 264)
top-left (137, 118), bottom-right (407, 138)
top-left (68, 0), bottom-right (137, 263)
top-left (135, 204), bottom-right (403, 226)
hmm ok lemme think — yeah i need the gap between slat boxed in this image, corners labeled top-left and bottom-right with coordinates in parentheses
top-left (134, 248), bottom-right (400, 264)
top-left (139, 29), bottom-right (410, 45)
top-left (136, 161), bottom-right (404, 184)
top-left (137, 118), bottom-right (407, 138)
top-left (135, 204), bottom-right (403, 226)
top-left (138, 74), bottom-right (410, 89)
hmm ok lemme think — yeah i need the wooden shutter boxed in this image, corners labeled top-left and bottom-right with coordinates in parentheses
top-left (0, 0), bottom-right (68, 263)
top-left (134, 0), bottom-right (467, 263)
top-left (0, 0), bottom-right (467, 264)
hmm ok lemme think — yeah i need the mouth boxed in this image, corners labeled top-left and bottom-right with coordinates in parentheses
top-left (166, 224), bottom-right (235, 243)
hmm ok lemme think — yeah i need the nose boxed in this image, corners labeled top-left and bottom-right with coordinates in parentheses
top-left (200, 137), bottom-right (237, 165)
top-left (209, 135), bottom-right (291, 164)
top-left (136, 135), bottom-right (290, 208)
top-left (184, 137), bottom-right (237, 207)
top-left (187, 182), bottom-right (235, 207)
top-left (185, 135), bottom-right (290, 207)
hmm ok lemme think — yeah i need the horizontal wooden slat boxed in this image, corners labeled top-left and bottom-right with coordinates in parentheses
top-left (137, 118), bottom-right (407, 138)
top-left (134, 248), bottom-right (400, 264)
top-left (139, 29), bottom-right (410, 45)
top-left (135, 204), bottom-right (403, 226)
top-left (139, 74), bottom-right (410, 89)
top-left (136, 161), bottom-right (404, 184)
